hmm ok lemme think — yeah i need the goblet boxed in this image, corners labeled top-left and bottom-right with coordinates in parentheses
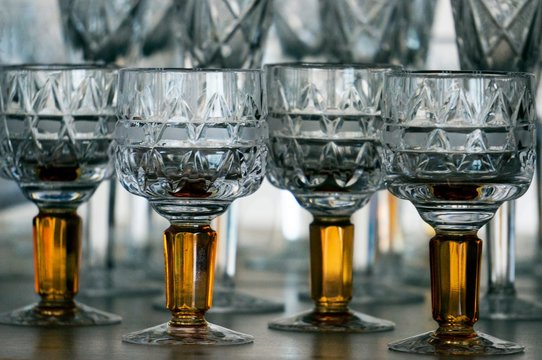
top-left (114, 68), bottom-right (267, 345)
top-left (173, 0), bottom-right (273, 68)
top-left (265, 63), bottom-right (395, 333)
top-left (452, 0), bottom-right (542, 320)
top-left (0, 64), bottom-right (121, 326)
top-left (383, 70), bottom-right (536, 355)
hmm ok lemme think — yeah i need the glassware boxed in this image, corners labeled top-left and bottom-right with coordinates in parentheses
top-left (272, 0), bottom-right (323, 61)
top-left (382, 70), bottom-right (536, 355)
top-left (265, 63), bottom-right (396, 333)
top-left (114, 68), bottom-right (267, 345)
top-left (319, 0), bottom-right (436, 68)
top-left (173, 0), bottom-right (273, 68)
top-left (452, 0), bottom-right (542, 320)
top-left (0, 64), bottom-right (121, 326)
top-left (58, 0), bottom-right (145, 64)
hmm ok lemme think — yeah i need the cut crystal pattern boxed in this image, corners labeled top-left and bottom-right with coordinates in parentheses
top-left (114, 69), bottom-right (267, 222)
top-left (382, 72), bottom-right (536, 229)
top-left (452, 0), bottom-right (542, 74)
top-left (174, 0), bottom-right (273, 68)
top-left (0, 66), bottom-right (117, 205)
top-left (266, 65), bottom-right (392, 216)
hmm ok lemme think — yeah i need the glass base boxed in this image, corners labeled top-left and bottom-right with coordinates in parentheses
top-left (388, 331), bottom-right (524, 355)
top-left (479, 293), bottom-right (542, 320)
top-left (0, 302), bottom-right (121, 326)
top-left (122, 322), bottom-right (254, 345)
top-left (268, 309), bottom-right (395, 333)
top-left (152, 287), bottom-right (284, 314)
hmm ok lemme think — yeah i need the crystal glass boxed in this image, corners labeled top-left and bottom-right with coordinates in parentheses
top-left (383, 70), bottom-right (536, 355)
top-left (0, 64), bottom-right (121, 326)
top-left (452, 0), bottom-right (542, 320)
top-left (114, 68), bottom-right (267, 345)
top-left (319, 0), bottom-right (436, 68)
top-left (58, 0), bottom-right (145, 64)
top-left (173, 0), bottom-right (273, 68)
top-left (265, 63), bottom-right (395, 333)
top-left (272, 0), bottom-right (323, 61)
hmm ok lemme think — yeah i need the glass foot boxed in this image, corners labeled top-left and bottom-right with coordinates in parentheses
top-left (152, 287), bottom-right (284, 314)
top-left (0, 302), bottom-right (121, 326)
top-left (122, 322), bottom-right (254, 345)
top-left (388, 331), bottom-right (524, 355)
top-left (480, 293), bottom-right (542, 320)
top-left (268, 309), bottom-right (395, 333)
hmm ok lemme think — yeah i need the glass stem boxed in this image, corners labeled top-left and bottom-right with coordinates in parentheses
top-left (310, 216), bottom-right (353, 314)
top-left (430, 231), bottom-right (481, 338)
top-left (163, 224), bottom-right (217, 330)
top-left (33, 208), bottom-right (82, 316)
top-left (215, 205), bottom-right (238, 289)
top-left (486, 201), bottom-right (516, 296)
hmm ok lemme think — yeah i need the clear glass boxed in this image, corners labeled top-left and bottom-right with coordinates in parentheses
top-left (383, 70), bottom-right (535, 355)
top-left (114, 68), bottom-right (267, 345)
top-left (58, 0), bottom-right (144, 64)
top-left (265, 63), bottom-right (396, 333)
top-left (174, 0), bottom-right (273, 68)
top-left (0, 64), bottom-right (121, 326)
top-left (452, 0), bottom-right (542, 320)
top-left (319, 0), bottom-right (436, 68)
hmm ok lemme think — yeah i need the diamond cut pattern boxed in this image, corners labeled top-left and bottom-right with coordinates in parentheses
top-left (0, 67), bottom-right (117, 189)
top-left (114, 70), bottom-right (267, 211)
top-left (174, 0), bottom-right (273, 68)
top-left (382, 74), bottom-right (536, 179)
top-left (266, 65), bottom-right (389, 215)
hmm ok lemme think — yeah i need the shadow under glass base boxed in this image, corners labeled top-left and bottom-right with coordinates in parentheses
top-left (152, 287), bottom-right (285, 314)
top-left (388, 331), bottom-right (524, 355)
top-left (0, 302), bottom-right (121, 326)
top-left (122, 322), bottom-right (254, 346)
top-left (268, 309), bottom-right (395, 333)
top-left (479, 293), bottom-right (542, 320)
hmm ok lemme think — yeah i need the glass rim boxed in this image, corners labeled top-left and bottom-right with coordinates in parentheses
top-left (0, 63), bottom-right (117, 72)
top-left (118, 67), bottom-right (262, 75)
top-left (386, 70), bottom-right (534, 80)
top-left (264, 62), bottom-right (401, 72)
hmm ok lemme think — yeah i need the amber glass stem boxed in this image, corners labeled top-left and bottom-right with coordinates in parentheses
top-left (163, 224), bottom-right (217, 329)
top-left (33, 208), bottom-right (82, 316)
top-left (310, 217), bottom-right (353, 314)
top-left (430, 232), bottom-right (482, 338)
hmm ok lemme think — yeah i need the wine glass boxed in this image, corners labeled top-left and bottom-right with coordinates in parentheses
top-left (0, 64), bottom-right (121, 326)
top-left (452, 0), bottom-right (542, 320)
top-left (114, 68), bottom-right (267, 345)
top-left (265, 63), bottom-right (395, 333)
top-left (382, 70), bottom-right (536, 355)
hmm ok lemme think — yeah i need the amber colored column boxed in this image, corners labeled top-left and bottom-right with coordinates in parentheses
top-left (310, 217), bottom-right (354, 313)
top-left (163, 224), bottom-right (217, 328)
top-left (33, 209), bottom-right (81, 316)
top-left (430, 232), bottom-right (482, 338)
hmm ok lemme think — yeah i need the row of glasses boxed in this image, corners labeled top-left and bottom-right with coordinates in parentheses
top-left (0, 63), bottom-right (536, 356)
